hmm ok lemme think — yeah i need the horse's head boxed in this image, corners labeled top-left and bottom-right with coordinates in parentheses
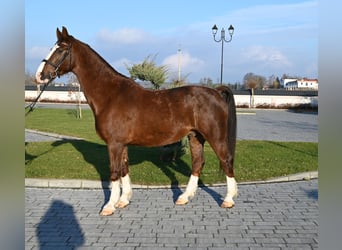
top-left (35, 26), bottom-right (73, 84)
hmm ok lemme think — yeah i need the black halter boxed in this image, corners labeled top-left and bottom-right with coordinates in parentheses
top-left (25, 44), bottom-right (71, 116)
top-left (42, 44), bottom-right (72, 79)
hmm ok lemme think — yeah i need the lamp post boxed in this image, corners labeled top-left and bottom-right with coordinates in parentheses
top-left (177, 46), bottom-right (181, 82)
top-left (212, 24), bottom-right (234, 85)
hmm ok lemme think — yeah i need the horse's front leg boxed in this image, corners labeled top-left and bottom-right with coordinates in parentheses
top-left (100, 144), bottom-right (132, 216)
top-left (100, 179), bottom-right (121, 216)
top-left (116, 174), bottom-right (132, 209)
top-left (176, 133), bottom-right (205, 205)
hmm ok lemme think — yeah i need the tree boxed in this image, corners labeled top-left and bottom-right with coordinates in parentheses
top-left (126, 55), bottom-right (168, 90)
top-left (66, 72), bottom-right (82, 118)
top-left (281, 73), bottom-right (302, 80)
top-left (66, 72), bottom-right (79, 86)
top-left (266, 74), bottom-right (280, 89)
top-left (25, 71), bottom-right (35, 85)
top-left (169, 75), bottom-right (189, 88)
top-left (199, 77), bottom-right (214, 86)
top-left (243, 73), bottom-right (266, 90)
top-left (273, 77), bottom-right (281, 89)
top-left (243, 72), bottom-right (266, 108)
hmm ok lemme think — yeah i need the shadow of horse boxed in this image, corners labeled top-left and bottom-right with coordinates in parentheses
top-left (25, 142), bottom-right (37, 164)
top-left (47, 139), bottom-right (223, 206)
top-left (37, 200), bottom-right (84, 249)
top-left (266, 141), bottom-right (318, 157)
top-left (128, 142), bottom-right (190, 202)
top-left (51, 139), bottom-right (111, 204)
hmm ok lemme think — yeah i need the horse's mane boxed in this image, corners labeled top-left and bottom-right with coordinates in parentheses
top-left (74, 37), bottom-right (130, 80)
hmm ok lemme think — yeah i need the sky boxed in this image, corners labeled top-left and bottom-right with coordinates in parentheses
top-left (25, 0), bottom-right (318, 84)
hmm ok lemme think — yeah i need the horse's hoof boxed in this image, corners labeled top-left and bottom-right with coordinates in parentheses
top-left (99, 208), bottom-right (114, 216)
top-left (221, 201), bottom-right (235, 208)
top-left (115, 200), bottom-right (129, 209)
top-left (175, 197), bottom-right (188, 205)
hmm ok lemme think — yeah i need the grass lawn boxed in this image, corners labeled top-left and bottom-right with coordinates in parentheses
top-left (25, 108), bottom-right (318, 185)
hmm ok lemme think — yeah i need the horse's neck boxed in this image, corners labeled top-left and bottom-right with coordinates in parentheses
top-left (72, 42), bottom-right (119, 88)
top-left (70, 41), bottom-right (136, 112)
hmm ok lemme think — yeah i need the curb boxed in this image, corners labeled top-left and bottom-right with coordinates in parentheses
top-left (25, 129), bottom-right (83, 141)
top-left (25, 171), bottom-right (318, 189)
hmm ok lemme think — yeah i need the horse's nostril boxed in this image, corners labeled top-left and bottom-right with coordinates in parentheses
top-left (41, 73), bottom-right (49, 80)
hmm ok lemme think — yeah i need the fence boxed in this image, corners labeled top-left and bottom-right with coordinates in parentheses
top-left (25, 86), bottom-right (318, 108)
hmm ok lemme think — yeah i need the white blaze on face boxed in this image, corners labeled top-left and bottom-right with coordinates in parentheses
top-left (35, 44), bottom-right (60, 84)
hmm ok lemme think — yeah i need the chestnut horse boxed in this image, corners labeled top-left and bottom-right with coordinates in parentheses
top-left (36, 27), bottom-right (238, 216)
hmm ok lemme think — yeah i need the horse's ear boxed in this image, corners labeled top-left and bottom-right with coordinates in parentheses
top-left (61, 26), bottom-right (69, 38)
top-left (56, 27), bottom-right (62, 41)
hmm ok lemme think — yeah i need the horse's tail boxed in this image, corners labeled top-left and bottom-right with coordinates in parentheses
top-left (216, 86), bottom-right (237, 159)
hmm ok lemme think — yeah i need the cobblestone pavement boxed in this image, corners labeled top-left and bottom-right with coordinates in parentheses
top-left (25, 179), bottom-right (318, 249)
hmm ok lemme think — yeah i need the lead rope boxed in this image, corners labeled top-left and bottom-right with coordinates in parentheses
top-left (25, 81), bottom-right (51, 116)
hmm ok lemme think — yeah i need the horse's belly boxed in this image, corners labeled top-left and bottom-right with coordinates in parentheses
top-left (130, 127), bottom-right (190, 147)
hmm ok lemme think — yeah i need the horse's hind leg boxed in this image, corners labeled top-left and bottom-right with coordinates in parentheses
top-left (220, 154), bottom-right (238, 208)
top-left (222, 175), bottom-right (238, 208)
top-left (176, 132), bottom-right (205, 205)
top-left (211, 142), bottom-right (238, 208)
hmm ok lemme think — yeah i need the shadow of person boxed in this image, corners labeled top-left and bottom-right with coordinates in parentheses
top-left (37, 200), bottom-right (84, 249)
top-left (301, 187), bottom-right (318, 201)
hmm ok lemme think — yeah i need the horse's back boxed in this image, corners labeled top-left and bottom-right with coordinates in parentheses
top-left (135, 86), bottom-right (228, 143)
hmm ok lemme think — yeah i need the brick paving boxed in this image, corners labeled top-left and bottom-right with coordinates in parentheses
top-left (25, 179), bottom-right (318, 249)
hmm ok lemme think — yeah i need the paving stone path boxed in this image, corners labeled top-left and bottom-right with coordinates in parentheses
top-left (25, 179), bottom-right (318, 249)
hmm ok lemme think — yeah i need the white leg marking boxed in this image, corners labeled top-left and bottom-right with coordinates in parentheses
top-left (100, 180), bottom-right (120, 216)
top-left (116, 174), bottom-right (133, 208)
top-left (35, 44), bottom-right (60, 84)
top-left (176, 175), bottom-right (199, 205)
top-left (222, 176), bottom-right (238, 208)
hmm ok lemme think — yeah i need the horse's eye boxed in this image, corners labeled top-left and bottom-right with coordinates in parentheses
top-left (55, 48), bottom-right (64, 54)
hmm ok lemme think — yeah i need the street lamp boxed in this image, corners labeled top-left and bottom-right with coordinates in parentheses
top-left (212, 24), bottom-right (234, 85)
top-left (177, 46), bottom-right (181, 83)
